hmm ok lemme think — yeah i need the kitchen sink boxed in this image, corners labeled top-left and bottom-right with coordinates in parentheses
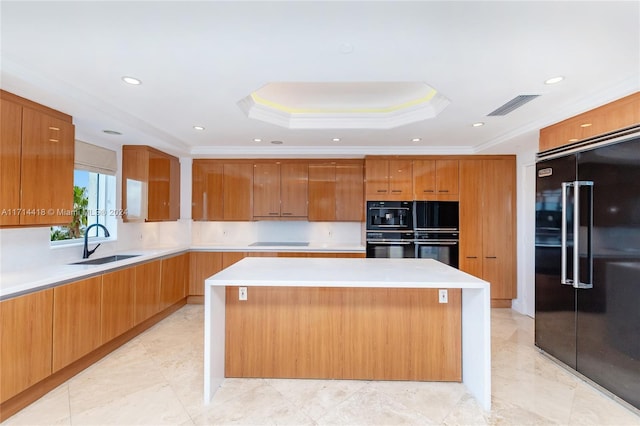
top-left (70, 254), bottom-right (141, 265)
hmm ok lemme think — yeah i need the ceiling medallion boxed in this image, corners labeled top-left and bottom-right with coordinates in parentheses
top-left (237, 82), bottom-right (450, 129)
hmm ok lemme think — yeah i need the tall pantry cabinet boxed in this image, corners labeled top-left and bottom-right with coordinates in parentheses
top-left (459, 158), bottom-right (517, 307)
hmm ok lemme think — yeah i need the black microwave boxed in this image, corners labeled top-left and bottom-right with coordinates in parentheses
top-left (414, 201), bottom-right (459, 230)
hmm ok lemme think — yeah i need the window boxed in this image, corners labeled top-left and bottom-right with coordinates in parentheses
top-left (51, 140), bottom-right (118, 244)
top-left (50, 171), bottom-right (117, 243)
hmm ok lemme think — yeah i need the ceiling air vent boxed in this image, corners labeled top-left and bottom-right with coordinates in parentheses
top-left (487, 95), bottom-right (540, 116)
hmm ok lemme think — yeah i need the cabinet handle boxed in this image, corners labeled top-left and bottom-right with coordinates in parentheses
top-left (269, 212), bottom-right (279, 215)
top-left (391, 190), bottom-right (402, 193)
top-left (466, 256), bottom-right (478, 259)
top-left (438, 190), bottom-right (449, 193)
top-left (423, 190), bottom-right (435, 193)
top-left (377, 190), bottom-right (387, 193)
top-left (282, 212), bottom-right (292, 215)
top-left (485, 256), bottom-right (497, 259)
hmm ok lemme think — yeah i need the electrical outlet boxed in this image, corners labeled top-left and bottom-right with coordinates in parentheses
top-left (438, 289), bottom-right (448, 304)
top-left (239, 287), bottom-right (247, 301)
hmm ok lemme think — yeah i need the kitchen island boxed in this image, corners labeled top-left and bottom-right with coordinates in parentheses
top-left (204, 257), bottom-right (491, 410)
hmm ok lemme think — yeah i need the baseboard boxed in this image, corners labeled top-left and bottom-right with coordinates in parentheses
top-left (0, 298), bottom-right (187, 422)
top-left (187, 295), bottom-right (204, 304)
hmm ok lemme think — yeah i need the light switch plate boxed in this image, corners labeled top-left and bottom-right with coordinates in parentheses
top-left (438, 289), bottom-right (448, 304)
top-left (239, 287), bottom-right (247, 301)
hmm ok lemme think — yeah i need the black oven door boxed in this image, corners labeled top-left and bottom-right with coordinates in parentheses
top-left (366, 241), bottom-right (415, 258)
top-left (415, 240), bottom-right (459, 268)
top-left (414, 201), bottom-right (459, 230)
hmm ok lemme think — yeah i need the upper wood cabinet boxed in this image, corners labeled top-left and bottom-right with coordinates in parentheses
top-left (459, 158), bottom-right (516, 304)
top-left (539, 91), bottom-right (640, 152)
top-left (0, 91), bottom-right (74, 227)
top-left (122, 145), bottom-right (180, 222)
top-left (0, 289), bottom-right (53, 403)
top-left (192, 160), bottom-right (253, 221)
top-left (365, 159), bottom-right (413, 200)
top-left (308, 161), bottom-right (364, 221)
top-left (413, 159), bottom-right (459, 201)
top-left (253, 161), bottom-right (308, 219)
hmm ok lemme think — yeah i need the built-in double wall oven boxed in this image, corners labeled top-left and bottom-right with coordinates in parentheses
top-left (366, 200), bottom-right (459, 268)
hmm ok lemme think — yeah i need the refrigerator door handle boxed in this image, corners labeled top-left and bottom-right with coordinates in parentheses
top-left (561, 182), bottom-right (572, 285)
top-left (573, 181), bottom-right (594, 289)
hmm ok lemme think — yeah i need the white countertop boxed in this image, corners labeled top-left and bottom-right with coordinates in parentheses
top-left (206, 257), bottom-right (488, 289)
top-left (0, 242), bottom-right (365, 299)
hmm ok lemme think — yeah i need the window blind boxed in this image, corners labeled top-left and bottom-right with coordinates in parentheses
top-left (75, 140), bottom-right (117, 175)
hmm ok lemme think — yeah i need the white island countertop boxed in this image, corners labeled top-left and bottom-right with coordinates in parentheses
top-left (204, 257), bottom-right (491, 411)
top-left (206, 257), bottom-right (486, 289)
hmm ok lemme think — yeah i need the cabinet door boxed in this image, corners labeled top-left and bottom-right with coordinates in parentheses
top-left (388, 160), bottom-right (413, 198)
top-left (308, 163), bottom-right (336, 221)
top-left (190, 252), bottom-right (223, 296)
top-left (0, 289), bottom-right (53, 403)
top-left (0, 99), bottom-right (22, 226)
top-left (459, 160), bottom-right (483, 278)
top-left (281, 163), bottom-right (308, 217)
top-left (101, 268), bottom-right (135, 344)
top-left (148, 152), bottom-right (171, 221)
top-left (135, 260), bottom-right (162, 324)
top-left (224, 163), bottom-right (253, 220)
top-left (413, 160), bottom-right (436, 200)
top-left (365, 159), bottom-right (389, 198)
top-left (193, 161), bottom-right (224, 221)
top-left (435, 160), bottom-right (459, 197)
top-left (122, 146), bottom-right (149, 222)
top-left (222, 252), bottom-right (246, 268)
top-left (336, 162), bottom-right (364, 221)
top-left (482, 159), bottom-right (516, 299)
top-left (253, 163), bottom-right (281, 217)
top-left (52, 276), bottom-right (102, 372)
top-left (160, 253), bottom-right (188, 309)
top-left (20, 107), bottom-right (74, 225)
top-left (169, 156), bottom-right (180, 220)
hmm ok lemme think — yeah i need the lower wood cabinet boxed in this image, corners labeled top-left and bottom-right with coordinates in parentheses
top-left (190, 252), bottom-right (223, 296)
top-left (0, 290), bottom-right (53, 403)
top-left (52, 276), bottom-right (102, 372)
top-left (101, 268), bottom-right (135, 344)
top-left (134, 260), bottom-right (162, 324)
top-left (161, 253), bottom-right (189, 309)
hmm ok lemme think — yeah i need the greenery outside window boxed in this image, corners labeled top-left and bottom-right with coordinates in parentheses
top-left (51, 170), bottom-right (117, 243)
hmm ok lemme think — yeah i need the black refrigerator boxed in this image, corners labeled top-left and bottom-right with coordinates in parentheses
top-left (535, 128), bottom-right (640, 410)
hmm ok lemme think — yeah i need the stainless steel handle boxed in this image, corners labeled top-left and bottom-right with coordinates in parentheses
top-left (573, 181), bottom-right (594, 289)
top-left (367, 241), bottom-right (412, 245)
top-left (561, 182), bottom-right (570, 285)
top-left (416, 241), bottom-right (458, 245)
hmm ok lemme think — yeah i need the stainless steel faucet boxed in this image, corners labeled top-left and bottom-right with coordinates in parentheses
top-left (83, 223), bottom-right (110, 259)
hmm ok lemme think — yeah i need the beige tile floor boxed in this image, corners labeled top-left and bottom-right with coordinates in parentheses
top-left (3, 305), bottom-right (640, 425)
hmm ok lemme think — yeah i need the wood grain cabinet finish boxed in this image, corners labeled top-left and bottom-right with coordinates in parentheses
top-left (365, 159), bottom-right (413, 200)
top-left (253, 162), bottom-right (308, 219)
top-left (122, 145), bottom-right (180, 222)
top-left (539, 92), bottom-right (640, 152)
top-left (52, 276), bottom-right (102, 372)
top-left (225, 287), bottom-right (461, 381)
top-left (190, 252), bottom-right (223, 296)
top-left (0, 290), bottom-right (53, 403)
top-left (459, 158), bottom-right (516, 305)
top-left (192, 160), bottom-right (253, 221)
top-left (134, 260), bottom-right (162, 324)
top-left (101, 268), bottom-right (135, 344)
top-left (309, 161), bottom-right (364, 221)
top-left (413, 159), bottom-right (459, 201)
top-left (160, 253), bottom-right (189, 309)
top-left (0, 91), bottom-right (75, 227)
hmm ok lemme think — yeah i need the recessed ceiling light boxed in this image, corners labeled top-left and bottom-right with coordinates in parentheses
top-left (332, 138), bottom-right (341, 142)
top-left (544, 76), bottom-right (564, 85)
top-left (253, 138), bottom-right (262, 142)
top-left (102, 130), bottom-right (122, 135)
top-left (270, 140), bottom-right (283, 145)
top-left (193, 126), bottom-right (205, 131)
top-left (122, 76), bottom-right (142, 85)
top-left (472, 122), bottom-right (485, 127)
top-left (411, 138), bottom-right (421, 142)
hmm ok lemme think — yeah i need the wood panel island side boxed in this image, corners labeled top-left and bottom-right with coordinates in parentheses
top-left (204, 257), bottom-right (491, 410)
